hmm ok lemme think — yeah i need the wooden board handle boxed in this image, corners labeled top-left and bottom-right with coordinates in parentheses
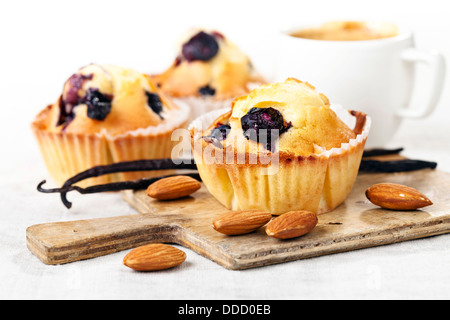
top-left (26, 214), bottom-right (180, 265)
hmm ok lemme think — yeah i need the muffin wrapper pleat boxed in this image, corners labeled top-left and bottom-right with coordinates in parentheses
top-left (107, 130), bottom-right (180, 182)
top-left (32, 127), bottom-right (115, 187)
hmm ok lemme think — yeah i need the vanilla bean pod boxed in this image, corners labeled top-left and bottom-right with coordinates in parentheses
top-left (37, 156), bottom-right (439, 209)
top-left (58, 158), bottom-right (197, 207)
top-left (363, 147), bottom-right (404, 157)
top-left (359, 159), bottom-right (437, 173)
top-left (38, 173), bottom-right (202, 209)
top-left (61, 158), bottom-right (196, 188)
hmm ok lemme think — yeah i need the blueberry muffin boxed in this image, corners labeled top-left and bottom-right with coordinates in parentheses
top-left (190, 78), bottom-right (371, 215)
top-left (151, 29), bottom-right (264, 123)
top-left (32, 64), bottom-right (189, 186)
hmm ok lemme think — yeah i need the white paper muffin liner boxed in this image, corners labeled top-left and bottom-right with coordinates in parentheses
top-left (174, 96), bottom-right (235, 125)
top-left (32, 101), bottom-right (190, 187)
top-left (189, 105), bottom-right (371, 215)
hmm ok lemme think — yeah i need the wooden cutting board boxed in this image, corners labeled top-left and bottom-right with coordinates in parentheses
top-left (26, 168), bottom-right (450, 270)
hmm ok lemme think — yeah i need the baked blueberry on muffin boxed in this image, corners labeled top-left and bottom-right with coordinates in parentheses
top-left (190, 78), bottom-right (371, 215)
top-left (151, 29), bottom-right (264, 122)
top-left (32, 64), bottom-right (189, 186)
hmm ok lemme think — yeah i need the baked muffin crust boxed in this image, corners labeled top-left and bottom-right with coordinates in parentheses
top-left (43, 64), bottom-right (178, 137)
top-left (202, 78), bottom-right (357, 157)
top-left (151, 29), bottom-right (262, 100)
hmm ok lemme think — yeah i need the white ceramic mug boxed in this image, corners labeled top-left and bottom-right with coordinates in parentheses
top-left (270, 22), bottom-right (446, 149)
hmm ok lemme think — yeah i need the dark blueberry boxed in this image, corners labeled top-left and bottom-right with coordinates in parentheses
top-left (182, 31), bottom-right (219, 62)
top-left (202, 124), bottom-right (230, 148)
top-left (57, 95), bottom-right (70, 127)
top-left (146, 92), bottom-right (164, 119)
top-left (63, 73), bottom-right (93, 108)
top-left (198, 85), bottom-right (216, 96)
top-left (58, 73), bottom-right (93, 126)
top-left (209, 124), bottom-right (231, 141)
top-left (240, 107), bottom-right (292, 152)
top-left (202, 123), bottom-right (231, 147)
top-left (82, 88), bottom-right (112, 121)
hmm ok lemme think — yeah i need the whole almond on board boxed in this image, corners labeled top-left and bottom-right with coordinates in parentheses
top-left (146, 176), bottom-right (201, 200)
top-left (213, 210), bottom-right (273, 235)
top-left (365, 183), bottom-right (433, 210)
top-left (123, 243), bottom-right (186, 271)
top-left (266, 211), bottom-right (318, 240)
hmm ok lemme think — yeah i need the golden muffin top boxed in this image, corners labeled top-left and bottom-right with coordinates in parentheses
top-left (291, 21), bottom-right (399, 41)
top-left (201, 78), bottom-right (357, 156)
top-left (41, 64), bottom-right (182, 136)
top-left (151, 29), bottom-right (263, 100)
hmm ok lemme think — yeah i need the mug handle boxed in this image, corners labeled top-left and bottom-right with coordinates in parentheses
top-left (396, 48), bottom-right (446, 119)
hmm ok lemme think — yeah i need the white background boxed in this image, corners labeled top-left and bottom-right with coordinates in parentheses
top-left (1, 0), bottom-right (449, 300)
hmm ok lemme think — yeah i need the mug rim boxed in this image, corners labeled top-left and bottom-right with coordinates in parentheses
top-left (281, 21), bottom-right (412, 45)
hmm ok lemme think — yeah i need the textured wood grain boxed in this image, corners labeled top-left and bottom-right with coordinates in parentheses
top-left (26, 169), bottom-right (450, 269)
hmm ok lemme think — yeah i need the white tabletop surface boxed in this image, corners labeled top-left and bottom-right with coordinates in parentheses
top-left (1, 0), bottom-right (449, 300)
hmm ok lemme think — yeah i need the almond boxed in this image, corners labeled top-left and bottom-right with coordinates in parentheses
top-left (123, 243), bottom-right (186, 271)
top-left (365, 183), bottom-right (433, 210)
top-left (266, 210), bottom-right (318, 240)
top-left (213, 210), bottom-right (273, 235)
top-left (146, 176), bottom-right (201, 200)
